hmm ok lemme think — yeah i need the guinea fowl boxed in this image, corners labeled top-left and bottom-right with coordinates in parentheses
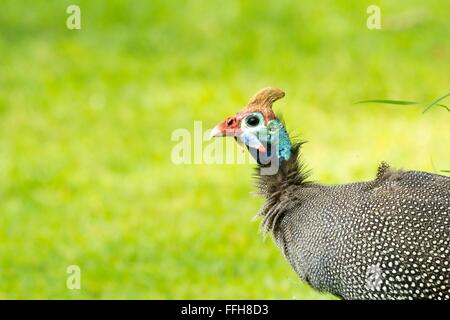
top-left (210, 87), bottom-right (450, 300)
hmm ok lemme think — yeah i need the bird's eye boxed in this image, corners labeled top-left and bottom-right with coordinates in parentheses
top-left (245, 115), bottom-right (260, 127)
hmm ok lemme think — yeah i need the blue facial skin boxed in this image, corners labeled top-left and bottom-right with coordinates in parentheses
top-left (267, 119), bottom-right (291, 161)
top-left (242, 117), bottom-right (292, 163)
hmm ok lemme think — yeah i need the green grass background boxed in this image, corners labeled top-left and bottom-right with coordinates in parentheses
top-left (0, 0), bottom-right (448, 299)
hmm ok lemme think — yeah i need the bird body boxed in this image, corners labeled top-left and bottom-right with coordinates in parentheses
top-left (210, 87), bottom-right (450, 300)
top-left (271, 168), bottom-right (450, 299)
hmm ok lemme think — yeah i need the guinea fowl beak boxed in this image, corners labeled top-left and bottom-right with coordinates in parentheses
top-left (209, 116), bottom-right (241, 140)
top-left (209, 125), bottom-right (224, 139)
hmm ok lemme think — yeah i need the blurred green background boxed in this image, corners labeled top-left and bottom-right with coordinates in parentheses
top-left (0, 0), bottom-right (448, 299)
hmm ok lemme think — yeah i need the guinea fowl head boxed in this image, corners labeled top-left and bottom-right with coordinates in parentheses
top-left (210, 87), bottom-right (309, 233)
top-left (210, 87), bottom-right (293, 166)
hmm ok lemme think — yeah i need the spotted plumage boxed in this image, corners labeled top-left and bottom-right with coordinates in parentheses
top-left (272, 165), bottom-right (450, 299)
top-left (211, 87), bottom-right (450, 300)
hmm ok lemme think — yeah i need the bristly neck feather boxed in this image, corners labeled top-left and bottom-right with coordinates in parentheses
top-left (255, 141), bottom-right (310, 196)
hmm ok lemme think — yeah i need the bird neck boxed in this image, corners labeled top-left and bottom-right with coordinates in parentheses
top-left (250, 119), bottom-right (311, 233)
top-left (254, 119), bottom-right (309, 194)
top-left (254, 139), bottom-right (311, 234)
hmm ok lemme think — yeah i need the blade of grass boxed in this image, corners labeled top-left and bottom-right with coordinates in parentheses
top-left (422, 92), bottom-right (450, 113)
top-left (436, 104), bottom-right (450, 112)
top-left (355, 99), bottom-right (420, 105)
